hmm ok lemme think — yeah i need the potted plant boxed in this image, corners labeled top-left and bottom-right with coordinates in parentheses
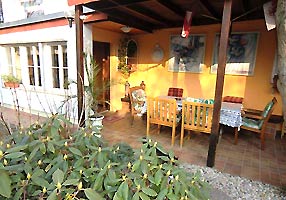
top-left (84, 53), bottom-right (110, 128)
top-left (1, 74), bottom-right (21, 88)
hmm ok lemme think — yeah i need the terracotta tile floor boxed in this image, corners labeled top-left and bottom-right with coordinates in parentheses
top-left (1, 106), bottom-right (286, 188)
top-left (102, 111), bottom-right (286, 188)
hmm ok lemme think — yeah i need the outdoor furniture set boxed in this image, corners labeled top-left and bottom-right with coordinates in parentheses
top-left (129, 86), bottom-right (277, 149)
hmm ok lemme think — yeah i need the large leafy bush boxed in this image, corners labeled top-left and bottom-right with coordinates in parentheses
top-left (0, 114), bottom-right (210, 199)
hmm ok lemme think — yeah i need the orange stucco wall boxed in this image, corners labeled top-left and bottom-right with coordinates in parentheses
top-left (93, 19), bottom-right (282, 116)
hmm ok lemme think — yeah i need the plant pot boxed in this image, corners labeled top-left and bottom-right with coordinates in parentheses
top-left (4, 82), bottom-right (20, 88)
top-left (89, 115), bottom-right (104, 130)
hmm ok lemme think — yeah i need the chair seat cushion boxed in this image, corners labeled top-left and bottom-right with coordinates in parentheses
top-left (242, 117), bottom-right (262, 129)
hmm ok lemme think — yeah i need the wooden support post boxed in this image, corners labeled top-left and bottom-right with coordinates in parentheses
top-left (75, 5), bottom-right (85, 126)
top-left (207, 0), bottom-right (232, 167)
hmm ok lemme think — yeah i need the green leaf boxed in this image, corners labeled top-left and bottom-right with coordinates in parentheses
top-left (47, 142), bottom-right (55, 153)
top-left (50, 126), bottom-right (58, 137)
top-left (4, 164), bottom-right (24, 171)
top-left (121, 181), bottom-right (129, 200)
top-left (93, 175), bottom-right (103, 191)
top-left (0, 170), bottom-right (11, 198)
top-left (166, 192), bottom-right (177, 200)
top-left (113, 191), bottom-right (124, 200)
top-left (40, 143), bottom-right (46, 154)
top-left (84, 188), bottom-right (104, 200)
top-left (139, 192), bottom-right (150, 200)
top-left (154, 170), bottom-right (163, 186)
top-left (132, 192), bottom-right (139, 200)
top-left (156, 188), bottom-right (168, 200)
top-left (174, 181), bottom-right (180, 195)
top-left (4, 152), bottom-right (25, 159)
top-left (63, 178), bottom-right (79, 186)
top-left (31, 176), bottom-right (50, 188)
top-left (132, 160), bottom-right (140, 172)
top-left (69, 147), bottom-right (83, 156)
top-left (47, 189), bottom-right (57, 200)
top-left (32, 190), bottom-right (42, 196)
top-left (73, 158), bottom-right (84, 168)
top-left (52, 169), bottom-right (64, 184)
top-left (28, 144), bottom-right (40, 162)
top-left (5, 144), bottom-right (28, 153)
top-left (142, 187), bottom-right (157, 197)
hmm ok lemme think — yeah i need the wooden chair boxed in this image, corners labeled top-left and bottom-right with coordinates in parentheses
top-left (128, 86), bottom-right (146, 125)
top-left (238, 97), bottom-right (277, 150)
top-left (180, 101), bottom-right (214, 147)
top-left (146, 97), bottom-right (181, 146)
top-left (168, 87), bottom-right (184, 97)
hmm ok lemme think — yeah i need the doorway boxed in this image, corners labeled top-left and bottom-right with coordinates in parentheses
top-left (93, 41), bottom-right (110, 110)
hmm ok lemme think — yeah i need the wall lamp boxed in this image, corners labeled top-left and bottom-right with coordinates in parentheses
top-left (64, 9), bottom-right (75, 28)
top-left (67, 17), bottom-right (74, 28)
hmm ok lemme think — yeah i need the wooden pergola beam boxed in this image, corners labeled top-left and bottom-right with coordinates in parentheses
top-left (75, 5), bottom-right (85, 126)
top-left (207, 0), bottom-right (232, 167)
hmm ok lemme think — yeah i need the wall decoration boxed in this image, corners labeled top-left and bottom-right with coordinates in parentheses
top-left (211, 32), bottom-right (259, 76)
top-left (152, 44), bottom-right (164, 62)
top-left (169, 35), bottom-right (206, 73)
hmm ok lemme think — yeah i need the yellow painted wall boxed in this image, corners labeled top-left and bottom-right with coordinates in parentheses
top-left (93, 19), bottom-right (282, 116)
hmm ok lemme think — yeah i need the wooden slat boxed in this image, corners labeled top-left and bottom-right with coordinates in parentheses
top-left (180, 101), bottom-right (214, 147)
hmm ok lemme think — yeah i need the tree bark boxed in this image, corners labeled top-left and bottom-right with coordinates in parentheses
top-left (276, 0), bottom-right (286, 122)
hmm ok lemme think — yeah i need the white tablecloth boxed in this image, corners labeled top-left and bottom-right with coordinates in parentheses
top-left (220, 102), bottom-right (243, 129)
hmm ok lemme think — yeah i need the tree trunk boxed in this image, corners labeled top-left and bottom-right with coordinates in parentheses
top-left (276, 0), bottom-right (286, 122)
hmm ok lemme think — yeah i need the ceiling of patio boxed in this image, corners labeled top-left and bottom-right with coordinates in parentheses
top-left (80, 0), bottom-right (270, 34)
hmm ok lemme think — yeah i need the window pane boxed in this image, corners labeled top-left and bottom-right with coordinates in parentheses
top-left (29, 67), bottom-right (35, 85)
top-left (63, 46), bottom-right (67, 67)
top-left (63, 68), bottom-right (68, 89)
top-left (37, 54), bottom-right (40, 66)
top-left (14, 47), bottom-right (22, 80)
top-left (51, 46), bottom-right (59, 66)
top-left (27, 47), bottom-right (33, 66)
top-left (52, 68), bottom-right (60, 88)
top-left (38, 67), bottom-right (42, 86)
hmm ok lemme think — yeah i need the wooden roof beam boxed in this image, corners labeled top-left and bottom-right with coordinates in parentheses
top-left (156, 0), bottom-right (185, 18)
top-left (108, 15), bottom-right (153, 33)
top-left (83, 12), bottom-right (108, 23)
top-left (84, 0), bottom-right (150, 11)
top-left (242, 0), bottom-right (251, 13)
top-left (199, 0), bottom-right (221, 20)
top-left (126, 4), bottom-right (177, 27)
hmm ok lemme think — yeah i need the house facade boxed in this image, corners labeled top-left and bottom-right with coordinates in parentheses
top-left (0, 0), bottom-right (94, 121)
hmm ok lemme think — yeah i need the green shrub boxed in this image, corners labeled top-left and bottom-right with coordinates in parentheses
top-left (0, 114), bottom-right (210, 199)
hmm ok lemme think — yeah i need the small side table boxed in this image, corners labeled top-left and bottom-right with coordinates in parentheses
top-left (121, 97), bottom-right (131, 113)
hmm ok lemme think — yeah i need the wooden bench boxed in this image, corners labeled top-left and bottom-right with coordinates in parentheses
top-left (180, 101), bottom-right (214, 147)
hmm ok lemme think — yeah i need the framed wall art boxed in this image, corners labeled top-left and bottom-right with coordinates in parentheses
top-left (211, 32), bottom-right (259, 76)
top-left (169, 34), bottom-right (206, 73)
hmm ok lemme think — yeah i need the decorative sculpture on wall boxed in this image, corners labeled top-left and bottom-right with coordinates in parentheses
top-left (117, 38), bottom-right (138, 78)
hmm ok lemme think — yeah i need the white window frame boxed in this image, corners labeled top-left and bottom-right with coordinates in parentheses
top-left (50, 43), bottom-right (68, 90)
top-left (27, 44), bottom-right (43, 87)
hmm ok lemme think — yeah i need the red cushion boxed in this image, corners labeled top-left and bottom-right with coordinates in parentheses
top-left (223, 96), bottom-right (243, 103)
top-left (168, 88), bottom-right (183, 97)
